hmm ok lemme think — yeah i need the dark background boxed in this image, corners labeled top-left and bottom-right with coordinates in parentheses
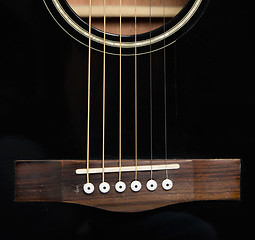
top-left (0, 0), bottom-right (253, 239)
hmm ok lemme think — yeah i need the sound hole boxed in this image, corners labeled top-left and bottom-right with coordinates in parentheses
top-left (66, 0), bottom-right (188, 35)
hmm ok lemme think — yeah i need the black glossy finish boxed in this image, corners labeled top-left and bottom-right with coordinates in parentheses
top-left (0, 0), bottom-right (253, 239)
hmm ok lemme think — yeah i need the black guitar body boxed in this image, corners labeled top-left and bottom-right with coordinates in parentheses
top-left (0, 0), bottom-right (252, 239)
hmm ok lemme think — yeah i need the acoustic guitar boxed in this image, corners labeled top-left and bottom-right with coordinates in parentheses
top-left (15, 0), bottom-right (240, 212)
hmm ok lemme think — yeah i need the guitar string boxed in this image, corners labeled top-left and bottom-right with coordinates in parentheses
top-left (102, 0), bottom-right (106, 183)
top-left (149, 0), bottom-right (153, 180)
top-left (86, 0), bottom-right (92, 184)
top-left (86, 1), bottom-right (169, 184)
top-left (163, 0), bottom-right (169, 179)
top-left (118, 0), bottom-right (122, 182)
top-left (134, 0), bottom-right (138, 181)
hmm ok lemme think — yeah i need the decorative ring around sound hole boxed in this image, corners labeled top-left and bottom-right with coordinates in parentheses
top-left (43, 0), bottom-right (208, 55)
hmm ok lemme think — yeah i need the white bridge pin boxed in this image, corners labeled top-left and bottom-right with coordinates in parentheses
top-left (115, 181), bottom-right (126, 193)
top-left (83, 182), bottom-right (95, 194)
top-left (99, 182), bottom-right (110, 193)
top-left (146, 179), bottom-right (157, 191)
top-left (162, 178), bottom-right (173, 191)
top-left (131, 180), bottom-right (142, 192)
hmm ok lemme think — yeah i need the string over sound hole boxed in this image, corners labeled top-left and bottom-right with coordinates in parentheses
top-left (66, 0), bottom-right (188, 35)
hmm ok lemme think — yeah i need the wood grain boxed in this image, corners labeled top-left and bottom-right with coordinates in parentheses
top-left (15, 159), bottom-right (240, 212)
top-left (65, 0), bottom-right (188, 34)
